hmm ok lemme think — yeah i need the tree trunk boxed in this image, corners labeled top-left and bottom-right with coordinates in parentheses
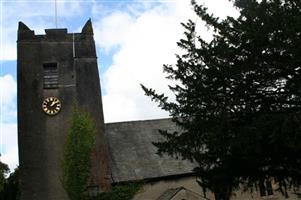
top-left (214, 192), bottom-right (230, 200)
top-left (214, 184), bottom-right (231, 200)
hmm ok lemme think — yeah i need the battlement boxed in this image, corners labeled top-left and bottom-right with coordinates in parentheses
top-left (17, 19), bottom-right (97, 58)
top-left (45, 29), bottom-right (68, 38)
top-left (17, 19), bottom-right (93, 41)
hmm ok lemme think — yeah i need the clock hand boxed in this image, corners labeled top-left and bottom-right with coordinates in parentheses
top-left (50, 99), bottom-right (59, 107)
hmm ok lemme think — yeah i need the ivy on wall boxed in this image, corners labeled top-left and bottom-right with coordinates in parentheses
top-left (96, 182), bottom-right (142, 200)
top-left (62, 106), bottom-right (96, 200)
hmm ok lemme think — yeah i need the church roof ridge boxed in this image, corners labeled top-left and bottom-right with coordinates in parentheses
top-left (105, 117), bottom-right (172, 125)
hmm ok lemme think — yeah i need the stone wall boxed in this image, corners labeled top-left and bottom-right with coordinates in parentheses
top-left (133, 176), bottom-right (300, 200)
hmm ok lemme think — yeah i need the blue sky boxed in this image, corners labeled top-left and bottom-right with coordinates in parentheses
top-left (0, 0), bottom-right (237, 170)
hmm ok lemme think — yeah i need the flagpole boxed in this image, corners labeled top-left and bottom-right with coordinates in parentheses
top-left (55, 0), bottom-right (58, 28)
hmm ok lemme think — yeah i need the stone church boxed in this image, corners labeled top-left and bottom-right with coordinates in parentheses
top-left (17, 20), bottom-right (300, 200)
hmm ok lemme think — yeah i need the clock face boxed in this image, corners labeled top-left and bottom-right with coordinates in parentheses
top-left (42, 97), bottom-right (61, 115)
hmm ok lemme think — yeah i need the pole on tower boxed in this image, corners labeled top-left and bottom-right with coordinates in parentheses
top-left (55, 0), bottom-right (58, 28)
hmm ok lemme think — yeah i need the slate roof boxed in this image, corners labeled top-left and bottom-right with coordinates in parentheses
top-left (156, 187), bottom-right (207, 200)
top-left (104, 118), bottom-right (197, 183)
top-left (156, 187), bottom-right (182, 200)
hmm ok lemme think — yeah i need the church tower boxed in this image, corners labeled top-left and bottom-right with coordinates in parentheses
top-left (17, 20), bottom-right (111, 200)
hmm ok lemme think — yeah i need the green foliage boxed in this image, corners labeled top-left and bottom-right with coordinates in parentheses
top-left (62, 106), bottom-right (96, 200)
top-left (142, 0), bottom-right (301, 199)
top-left (0, 159), bottom-right (9, 192)
top-left (96, 182), bottom-right (141, 200)
top-left (0, 167), bottom-right (20, 200)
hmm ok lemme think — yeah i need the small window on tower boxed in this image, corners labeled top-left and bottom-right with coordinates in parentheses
top-left (43, 62), bottom-right (58, 89)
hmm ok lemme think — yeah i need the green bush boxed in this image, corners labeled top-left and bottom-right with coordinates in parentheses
top-left (0, 160), bottom-right (9, 192)
top-left (62, 106), bottom-right (96, 200)
top-left (0, 167), bottom-right (20, 200)
top-left (96, 182), bottom-right (141, 200)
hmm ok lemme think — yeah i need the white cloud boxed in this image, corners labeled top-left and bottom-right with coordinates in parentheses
top-left (97, 2), bottom-right (189, 122)
top-left (0, 74), bottom-right (17, 123)
top-left (0, 74), bottom-right (16, 108)
top-left (197, 0), bottom-right (239, 19)
top-left (95, 0), bottom-right (238, 122)
top-left (94, 11), bottom-right (135, 52)
top-left (0, 75), bottom-right (17, 170)
top-left (0, 123), bottom-right (18, 171)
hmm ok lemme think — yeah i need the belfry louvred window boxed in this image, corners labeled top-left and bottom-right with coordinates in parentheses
top-left (43, 62), bottom-right (58, 89)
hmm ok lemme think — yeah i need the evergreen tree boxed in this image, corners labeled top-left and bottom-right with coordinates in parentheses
top-left (142, 0), bottom-right (301, 199)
